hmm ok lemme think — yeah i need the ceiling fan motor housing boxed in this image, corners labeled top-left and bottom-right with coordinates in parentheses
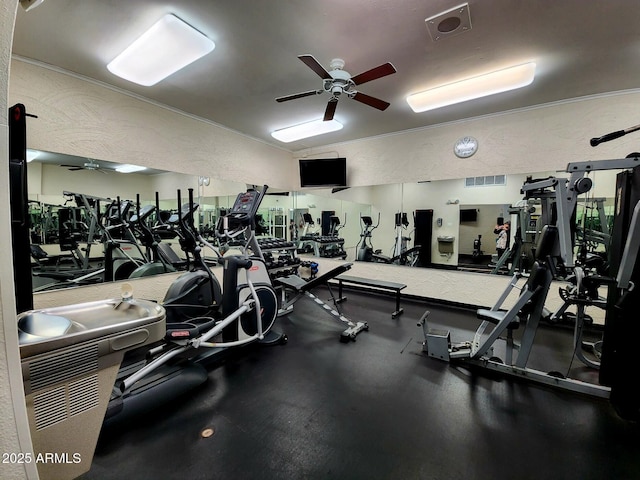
top-left (275, 54), bottom-right (396, 121)
top-left (326, 69), bottom-right (353, 96)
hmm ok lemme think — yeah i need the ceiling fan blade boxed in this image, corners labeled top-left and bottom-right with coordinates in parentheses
top-left (351, 62), bottom-right (397, 85)
top-left (353, 92), bottom-right (391, 111)
top-left (324, 98), bottom-right (338, 121)
top-left (276, 90), bottom-right (321, 103)
top-left (298, 54), bottom-right (332, 79)
top-left (60, 164), bottom-right (84, 171)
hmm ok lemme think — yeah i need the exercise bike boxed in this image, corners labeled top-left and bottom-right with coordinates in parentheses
top-left (105, 185), bottom-right (285, 425)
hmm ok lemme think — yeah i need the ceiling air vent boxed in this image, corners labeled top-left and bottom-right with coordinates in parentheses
top-left (425, 3), bottom-right (472, 41)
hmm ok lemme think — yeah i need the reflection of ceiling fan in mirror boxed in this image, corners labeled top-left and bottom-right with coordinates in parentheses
top-left (60, 159), bottom-right (108, 174)
top-left (276, 54), bottom-right (397, 121)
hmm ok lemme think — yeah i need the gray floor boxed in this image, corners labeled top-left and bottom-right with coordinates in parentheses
top-left (81, 288), bottom-right (640, 480)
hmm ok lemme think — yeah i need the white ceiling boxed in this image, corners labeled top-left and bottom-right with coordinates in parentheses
top-left (12, 0), bottom-right (640, 152)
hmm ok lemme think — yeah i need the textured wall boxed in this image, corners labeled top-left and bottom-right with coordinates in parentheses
top-left (1, 3), bottom-right (38, 479)
top-left (294, 91), bottom-right (640, 187)
top-left (9, 59), bottom-right (295, 190)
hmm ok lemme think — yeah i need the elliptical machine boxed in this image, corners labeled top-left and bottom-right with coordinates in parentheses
top-left (356, 212), bottom-right (420, 265)
top-left (391, 212), bottom-right (411, 258)
top-left (356, 213), bottom-right (380, 262)
top-left (161, 185), bottom-right (281, 341)
top-left (106, 185), bottom-right (285, 425)
top-left (472, 234), bottom-right (483, 257)
top-left (127, 194), bottom-right (177, 278)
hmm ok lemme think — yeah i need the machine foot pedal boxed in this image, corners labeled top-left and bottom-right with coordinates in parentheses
top-left (339, 321), bottom-right (369, 342)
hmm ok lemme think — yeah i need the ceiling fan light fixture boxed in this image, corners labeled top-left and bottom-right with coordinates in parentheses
top-left (271, 119), bottom-right (343, 143)
top-left (107, 14), bottom-right (215, 86)
top-left (406, 62), bottom-right (536, 113)
top-left (115, 164), bottom-right (147, 173)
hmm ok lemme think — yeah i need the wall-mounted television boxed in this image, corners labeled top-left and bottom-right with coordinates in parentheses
top-left (299, 158), bottom-right (347, 187)
top-left (459, 208), bottom-right (478, 222)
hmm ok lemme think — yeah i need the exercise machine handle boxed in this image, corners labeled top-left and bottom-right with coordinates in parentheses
top-left (590, 123), bottom-right (640, 146)
top-left (235, 258), bottom-right (253, 269)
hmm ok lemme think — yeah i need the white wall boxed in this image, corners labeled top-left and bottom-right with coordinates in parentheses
top-left (1, 4), bottom-right (39, 479)
top-left (294, 91), bottom-right (640, 187)
top-left (9, 59), bottom-right (294, 190)
top-left (291, 94), bottom-right (640, 265)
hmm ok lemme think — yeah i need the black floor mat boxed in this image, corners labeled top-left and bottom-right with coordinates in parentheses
top-left (80, 288), bottom-right (640, 480)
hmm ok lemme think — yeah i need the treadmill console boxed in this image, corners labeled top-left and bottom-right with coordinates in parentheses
top-left (217, 189), bottom-right (263, 236)
top-left (230, 189), bottom-right (260, 216)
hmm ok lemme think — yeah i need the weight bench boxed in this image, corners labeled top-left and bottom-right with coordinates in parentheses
top-left (330, 275), bottom-right (407, 318)
top-left (275, 262), bottom-right (369, 342)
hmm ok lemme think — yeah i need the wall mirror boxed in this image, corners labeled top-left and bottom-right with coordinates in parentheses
top-left (27, 149), bottom-right (620, 293)
top-left (26, 150), bottom-right (248, 292)
top-left (289, 169), bottom-right (619, 276)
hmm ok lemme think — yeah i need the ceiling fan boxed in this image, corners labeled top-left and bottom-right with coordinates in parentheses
top-left (276, 54), bottom-right (397, 121)
top-left (60, 159), bottom-right (108, 174)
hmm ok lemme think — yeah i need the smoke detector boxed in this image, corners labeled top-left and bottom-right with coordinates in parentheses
top-left (425, 3), bottom-right (472, 41)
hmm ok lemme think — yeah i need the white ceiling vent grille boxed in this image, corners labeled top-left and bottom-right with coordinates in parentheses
top-left (425, 3), bottom-right (472, 41)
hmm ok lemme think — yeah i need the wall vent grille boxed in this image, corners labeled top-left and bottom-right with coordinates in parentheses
top-left (29, 344), bottom-right (98, 391)
top-left (465, 175), bottom-right (506, 187)
top-left (69, 374), bottom-right (100, 417)
top-left (33, 386), bottom-right (66, 430)
top-left (33, 373), bottom-right (100, 430)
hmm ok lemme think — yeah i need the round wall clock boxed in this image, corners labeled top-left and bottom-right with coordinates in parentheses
top-left (454, 136), bottom-right (478, 158)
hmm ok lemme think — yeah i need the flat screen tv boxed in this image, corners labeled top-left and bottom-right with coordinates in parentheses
top-left (459, 208), bottom-right (478, 223)
top-left (299, 158), bottom-right (347, 187)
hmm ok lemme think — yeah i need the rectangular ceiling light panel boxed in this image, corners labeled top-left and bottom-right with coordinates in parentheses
top-left (271, 119), bottom-right (343, 143)
top-left (115, 164), bottom-right (147, 173)
top-left (107, 14), bottom-right (215, 86)
top-left (407, 62), bottom-right (536, 113)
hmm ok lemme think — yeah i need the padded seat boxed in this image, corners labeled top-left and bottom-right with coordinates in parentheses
top-left (276, 274), bottom-right (309, 291)
top-left (471, 225), bottom-right (560, 362)
top-left (476, 308), bottom-right (519, 328)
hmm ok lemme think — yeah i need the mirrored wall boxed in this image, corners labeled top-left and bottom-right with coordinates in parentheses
top-left (26, 150), bottom-right (621, 292)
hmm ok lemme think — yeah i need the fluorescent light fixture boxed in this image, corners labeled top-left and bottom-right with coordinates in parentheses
top-left (107, 14), bottom-right (215, 86)
top-left (406, 62), bottom-right (536, 113)
top-left (115, 164), bottom-right (147, 173)
top-left (26, 149), bottom-right (41, 162)
top-left (271, 119), bottom-right (343, 143)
